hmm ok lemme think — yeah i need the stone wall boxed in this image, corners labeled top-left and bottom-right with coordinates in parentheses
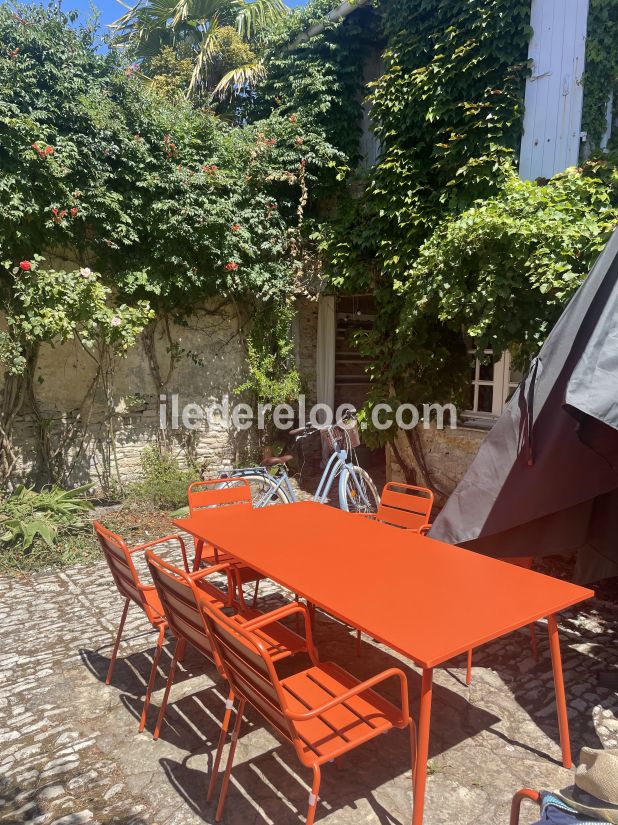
top-left (2, 298), bottom-right (319, 491)
top-left (387, 423), bottom-right (487, 506)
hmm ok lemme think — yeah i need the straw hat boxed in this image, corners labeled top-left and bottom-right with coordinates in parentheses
top-left (555, 748), bottom-right (618, 824)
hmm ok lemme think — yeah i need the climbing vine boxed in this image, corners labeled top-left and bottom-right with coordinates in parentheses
top-left (316, 0), bottom-right (618, 461)
top-left (0, 2), bottom-right (342, 488)
top-left (582, 0), bottom-right (618, 149)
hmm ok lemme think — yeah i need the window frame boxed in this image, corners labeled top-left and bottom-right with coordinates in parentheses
top-left (465, 350), bottom-right (520, 422)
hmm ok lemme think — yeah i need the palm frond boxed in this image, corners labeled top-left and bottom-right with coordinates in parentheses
top-left (212, 58), bottom-right (266, 97)
top-left (235, 0), bottom-right (288, 41)
top-left (188, 16), bottom-right (221, 96)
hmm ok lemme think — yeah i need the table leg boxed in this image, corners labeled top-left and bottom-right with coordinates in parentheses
top-left (193, 539), bottom-right (204, 572)
top-left (547, 614), bottom-right (572, 769)
top-left (413, 667), bottom-right (433, 825)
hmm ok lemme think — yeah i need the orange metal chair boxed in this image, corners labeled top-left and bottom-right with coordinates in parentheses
top-left (373, 482), bottom-right (434, 533)
top-left (188, 478), bottom-right (263, 606)
top-left (94, 521), bottom-right (189, 732)
top-left (198, 596), bottom-right (416, 825)
top-left (145, 550), bottom-right (307, 799)
top-left (465, 557), bottom-right (539, 685)
top-left (510, 789), bottom-right (540, 824)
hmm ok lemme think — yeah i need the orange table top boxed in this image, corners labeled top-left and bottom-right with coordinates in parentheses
top-left (174, 501), bottom-right (594, 669)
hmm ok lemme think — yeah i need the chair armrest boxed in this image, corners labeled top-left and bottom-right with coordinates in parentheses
top-left (189, 563), bottom-right (234, 607)
top-left (419, 523), bottom-right (431, 535)
top-left (242, 602), bottom-right (319, 664)
top-left (130, 534), bottom-right (189, 573)
top-left (286, 667), bottom-right (410, 724)
top-left (510, 790), bottom-right (540, 825)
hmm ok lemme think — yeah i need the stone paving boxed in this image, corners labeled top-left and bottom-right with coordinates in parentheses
top-left (1, 545), bottom-right (617, 825)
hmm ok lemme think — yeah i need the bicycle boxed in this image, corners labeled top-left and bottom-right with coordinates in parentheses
top-left (219, 410), bottom-right (380, 512)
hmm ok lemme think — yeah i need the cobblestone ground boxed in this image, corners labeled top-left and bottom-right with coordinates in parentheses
top-left (1, 544), bottom-right (617, 825)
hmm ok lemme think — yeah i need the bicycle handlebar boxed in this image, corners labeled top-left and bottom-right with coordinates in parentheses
top-left (291, 408), bottom-right (357, 439)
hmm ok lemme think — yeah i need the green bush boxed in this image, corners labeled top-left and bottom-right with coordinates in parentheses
top-left (126, 447), bottom-right (200, 510)
top-left (0, 483), bottom-right (94, 571)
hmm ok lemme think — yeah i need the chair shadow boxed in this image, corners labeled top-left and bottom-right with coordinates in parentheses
top-left (79, 602), bottom-right (608, 823)
top-left (159, 719), bottom-right (414, 825)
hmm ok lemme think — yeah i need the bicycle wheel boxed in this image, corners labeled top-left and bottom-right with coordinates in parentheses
top-left (239, 473), bottom-right (292, 507)
top-left (338, 465), bottom-right (380, 513)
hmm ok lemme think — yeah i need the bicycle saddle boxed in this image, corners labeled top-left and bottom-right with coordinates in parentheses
top-left (261, 454), bottom-right (293, 467)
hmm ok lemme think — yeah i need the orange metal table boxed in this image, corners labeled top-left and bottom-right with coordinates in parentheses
top-left (174, 501), bottom-right (593, 825)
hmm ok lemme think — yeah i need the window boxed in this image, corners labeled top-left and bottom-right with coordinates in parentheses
top-left (466, 350), bottom-right (522, 420)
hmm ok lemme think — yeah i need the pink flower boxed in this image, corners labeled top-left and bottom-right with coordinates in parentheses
top-left (225, 261), bottom-right (239, 271)
top-left (19, 260), bottom-right (31, 270)
top-left (70, 207), bottom-right (78, 217)
top-left (111, 316), bottom-right (122, 327)
top-left (295, 136), bottom-right (304, 145)
top-left (79, 267), bottom-right (91, 278)
top-left (231, 223), bottom-right (241, 232)
top-left (288, 114), bottom-right (298, 123)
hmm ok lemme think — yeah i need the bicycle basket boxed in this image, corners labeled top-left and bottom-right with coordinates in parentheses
top-left (331, 421), bottom-right (361, 450)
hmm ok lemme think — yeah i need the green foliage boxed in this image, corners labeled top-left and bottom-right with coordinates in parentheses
top-left (236, 301), bottom-right (301, 441)
top-left (146, 46), bottom-right (195, 102)
top-left (316, 0), bottom-right (618, 452)
top-left (254, 0), bottom-right (377, 164)
top-left (0, 483), bottom-right (93, 552)
top-left (582, 0), bottom-right (618, 148)
top-left (0, 256), bottom-right (153, 374)
top-left (0, 0), bottom-right (344, 416)
top-left (126, 447), bottom-right (200, 510)
top-left (111, 0), bottom-right (286, 99)
top-left (0, 3), bottom-right (341, 311)
top-left (401, 162), bottom-right (618, 365)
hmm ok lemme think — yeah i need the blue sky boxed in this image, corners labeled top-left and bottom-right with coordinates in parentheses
top-left (63, 0), bottom-right (308, 33)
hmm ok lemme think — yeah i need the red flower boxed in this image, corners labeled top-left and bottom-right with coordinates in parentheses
top-left (44, 145), bottom-right (54, 155)
top-left (71, 207), bottom-right (78, 217)
top-left (211, 164), bottom-right (218, 172)
top-left (288, 114), bottom-right (298, 123)
top-left (52, 207), bottom-right (58, 216)
top-left (60, 210), bottom-right (67, 218)
top-left (225, 261), bottom-right (239, 271)
top-left (231, 223), bottom-right (241, 232)
top-left (8, 48), bottom-right (19, 59)
top-left (19, 260), bottom-right (31, 270)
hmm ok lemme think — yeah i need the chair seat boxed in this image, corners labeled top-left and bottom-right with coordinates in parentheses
top-left (234, 608), bottom-right (306, 660)
top-left (282, 661), bottom-right (404, 761)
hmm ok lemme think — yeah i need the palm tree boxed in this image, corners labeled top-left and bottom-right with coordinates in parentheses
top-left (111, 0), bottom-right (288, 99)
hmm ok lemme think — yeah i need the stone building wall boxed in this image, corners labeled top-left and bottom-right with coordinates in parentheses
top-left (2, 298), bottom-right (319, 491)
top-left (387, 423), bottom-right (487, 506)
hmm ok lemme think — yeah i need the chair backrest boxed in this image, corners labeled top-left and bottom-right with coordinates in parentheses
top-left (94, 521), bottom-right (155, 619)
top-left (198, 597), bottom-right (295, 745)
top-left (187, 478), bottom-right (253, 515)
top-left (146, 550), bottom-right (226, 666)
top-left (376, 482), bottom-right (434, 531)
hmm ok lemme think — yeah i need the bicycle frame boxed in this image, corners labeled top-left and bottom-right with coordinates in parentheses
top-left (223, 443), bottom-right (374, 510)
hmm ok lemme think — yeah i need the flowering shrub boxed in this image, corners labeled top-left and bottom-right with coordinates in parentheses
top-left (0, 3), bottom-right (341, 315)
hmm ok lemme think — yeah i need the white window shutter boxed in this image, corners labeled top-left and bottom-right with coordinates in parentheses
top-left (519, 0), bottom-right (589, 180)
